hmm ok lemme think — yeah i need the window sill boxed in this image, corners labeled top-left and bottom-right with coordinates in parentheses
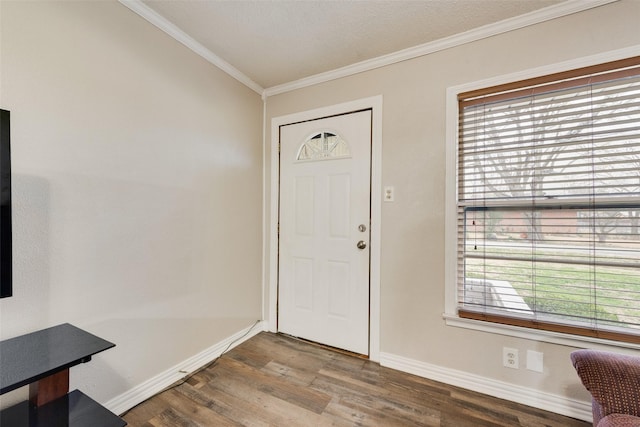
top-left (443, 312), bottom-right (640, 351)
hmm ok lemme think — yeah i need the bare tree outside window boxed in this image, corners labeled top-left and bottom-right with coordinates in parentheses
top-left (457, 60), bottom-right (640, 342)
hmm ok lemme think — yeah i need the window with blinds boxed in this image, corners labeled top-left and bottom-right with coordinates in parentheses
top-left (456, 56), bottom-right (640, 344)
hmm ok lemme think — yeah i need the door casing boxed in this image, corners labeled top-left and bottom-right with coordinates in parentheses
top-left (267, 95), bottom-right (382, 362)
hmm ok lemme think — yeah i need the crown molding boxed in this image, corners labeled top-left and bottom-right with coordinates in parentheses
top-left (118, 0), bottom-right (264, 95)
top-left (119, 0), bottom-right (619, 99)
top-left (263, 0), bottom-right (619, 97)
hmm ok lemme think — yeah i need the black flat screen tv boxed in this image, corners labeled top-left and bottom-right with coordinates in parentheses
top-left (0, 109), bottom-right (11, 298)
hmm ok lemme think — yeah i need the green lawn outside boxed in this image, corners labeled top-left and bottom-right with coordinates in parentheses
top-left (465, 244), bottom-right (640, 327)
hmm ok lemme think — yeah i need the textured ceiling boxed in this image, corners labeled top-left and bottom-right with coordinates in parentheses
top-left (140, 0), bottom-right (565, 89)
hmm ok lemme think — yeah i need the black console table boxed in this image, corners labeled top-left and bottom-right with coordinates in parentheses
top-left (0, 323), bottom-right (126, 426)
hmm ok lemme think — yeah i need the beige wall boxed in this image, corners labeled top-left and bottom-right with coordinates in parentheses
top-left (2, 0), bottom-right (639, 418)
top-left (0, 0), bottom-right (262, 407)
top-left (265, 0), bottom-right (640, 408)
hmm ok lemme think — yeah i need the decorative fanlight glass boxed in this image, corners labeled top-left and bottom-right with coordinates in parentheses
top-left (297, 132), bottom-right (350, 161)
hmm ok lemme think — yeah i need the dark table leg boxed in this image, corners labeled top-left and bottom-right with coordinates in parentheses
top-left (29, 369), bottom-right (69, 407)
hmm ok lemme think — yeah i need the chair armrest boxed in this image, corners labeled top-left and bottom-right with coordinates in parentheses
top-left (571, 350), bottom-right (640, 418)
top-left (598, 414), bottom-right (640, 427)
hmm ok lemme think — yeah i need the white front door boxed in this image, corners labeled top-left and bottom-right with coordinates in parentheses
top-left (278, 110), bottom-right (372, 355)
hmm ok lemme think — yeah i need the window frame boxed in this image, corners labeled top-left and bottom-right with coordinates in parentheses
top-left (444, 46), bottom-right (640, 350)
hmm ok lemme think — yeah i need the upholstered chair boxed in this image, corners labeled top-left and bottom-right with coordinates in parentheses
top-left (571, 349), bottom-right (640, 427)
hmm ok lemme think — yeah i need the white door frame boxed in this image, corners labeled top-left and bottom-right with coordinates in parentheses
top-left (267, 95), bottom-right (382, 362)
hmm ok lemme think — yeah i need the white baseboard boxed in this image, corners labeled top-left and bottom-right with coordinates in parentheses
top-left (103, 324), bottom-right (590, 422)
top-left (379, 352), bottom-right (592, 423)
top-left (105, 320), bottom-right (267, 416)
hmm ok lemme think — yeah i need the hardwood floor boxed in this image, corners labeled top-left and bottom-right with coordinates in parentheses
top-left (122, 332), bottom-right (590, 426)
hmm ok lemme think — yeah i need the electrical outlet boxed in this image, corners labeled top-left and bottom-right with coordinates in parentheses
top-left (503, 347), bottom-right (519, 369)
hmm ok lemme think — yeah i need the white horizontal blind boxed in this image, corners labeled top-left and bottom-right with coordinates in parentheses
top-left (456, 57), bottom-right (640, 342)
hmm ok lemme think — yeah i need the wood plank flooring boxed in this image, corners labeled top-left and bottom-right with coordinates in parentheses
top-left (122, 332), bottom-right (590, 427)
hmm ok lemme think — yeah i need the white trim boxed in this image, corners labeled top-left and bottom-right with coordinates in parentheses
top-left (445, 44), bottom-right (640, 103)
top-left (119, 0), bottom-right (615, 98)
top-left (444, 45), bottom-right (640, 348)
top-left (263, 0), bottom-right (617, 97)
top-left (379, 351), bottom-right (593, 423)
top-left (104, 321), bottom-right (267, 416)
top-left (268, 96), bottom-right (383, 362)
top-left (444, 82), bottom-right (460, 318)
top-left (117, 0), bottom-right (263, 95)
top-left (443, 314), bottom-right (640, 352)
top-left (261, 98), bottom-right (267, 322)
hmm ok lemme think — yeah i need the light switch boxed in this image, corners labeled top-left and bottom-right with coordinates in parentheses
top-left (384, 186), bottom-right (395, 202)
top-left (526, 350), bottom-right (544, 373)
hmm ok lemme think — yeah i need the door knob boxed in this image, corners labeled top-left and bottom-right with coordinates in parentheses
top-left (357, 240), bottom-right (367, 250)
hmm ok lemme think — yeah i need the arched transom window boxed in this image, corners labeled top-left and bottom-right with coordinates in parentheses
top-left (296, 132), bottom-right (351, 161)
